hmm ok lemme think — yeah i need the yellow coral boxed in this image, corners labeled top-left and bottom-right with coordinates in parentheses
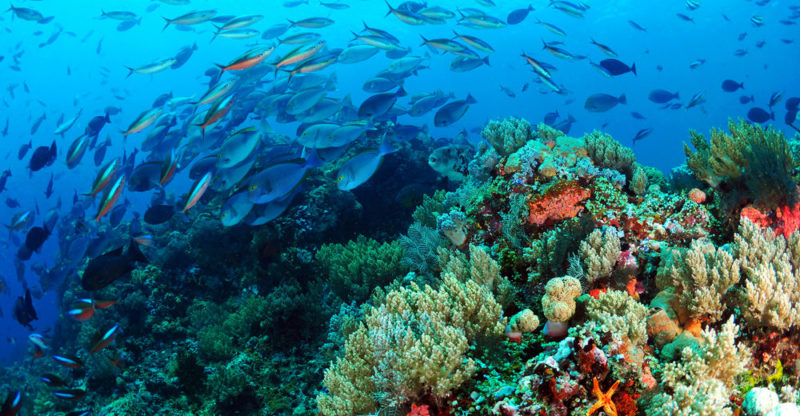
top-left (541, 275), bottom-right (582, 322)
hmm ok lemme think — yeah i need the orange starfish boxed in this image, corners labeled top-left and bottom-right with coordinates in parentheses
top-left (587, 377), bottom-right (620, 416)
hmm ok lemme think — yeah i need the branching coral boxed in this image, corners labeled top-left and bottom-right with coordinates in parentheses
top-left (643, 317), bottom-right (750, 416)
top-left (578, 227), bottom-right (621, 284)
top-left (481, 116), bottom-right (534, 156)
top-left (317, 248), bottom-right (506, 415)
top-left (583, 130), bottom-right (636, 176)
top-left (655, 240), bottom-right (740, 325)
top-left (587, 290), bottom-right (648, 346)
top-left (528, 180), bottom-right (592, 226)
top-left (732, 218), bottom-right (800, 330)
top-left (630, 164), bottom-right (648, 195)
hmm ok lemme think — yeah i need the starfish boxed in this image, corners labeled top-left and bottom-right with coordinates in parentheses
top-left (586, 377), bottom-right (620, 416)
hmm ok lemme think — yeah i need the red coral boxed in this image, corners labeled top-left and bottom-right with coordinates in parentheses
top-left (528, 181), bottom-right (591, 226)
top-left (614, 390), bottom-right (639, 416)
top-left (408, 404), bottom-right (431, 416)
top-left (776, 203), bottom-right (800, 238)
top-left (740, 205), bottom-right (771, 228)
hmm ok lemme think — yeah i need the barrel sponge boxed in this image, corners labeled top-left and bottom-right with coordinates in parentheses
top-left (508, 309), bottom-right (540, 333)
top-left (541, 276), bottom-right (582, 322)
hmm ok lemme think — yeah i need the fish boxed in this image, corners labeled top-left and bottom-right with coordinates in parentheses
top-left (125, 58), bottom-right (177, 77)
top-left (8, 3), bottom-right (47, 22)
top-left (721, 80), bottom-right (744, 92)
top-left (337, 138), bottom-right (396, 191)
top-left (358, 87), bottom-right (407, 119)
top-left (631, 112), bottom-right (646, 120)
top-left (29, 141), bottom-right (57, 171)
top-left (632, 128), bottom-right (653, 145)
top-left (288, 17), bottom-right (334, 28)
top-left (88, 159), bottom-right (121, 197)
top-left (628, 20), bottom-right (647, 31)
top-left (4, 198), bottom-right (20, 208)
top-left (584, 93), bottom-right (626, 112)
top-left (217, 128), bottom-right (262, 168)
top-left (590, 39), bottom-right (617, 57)
top-left (144, 204), bottom-right (176, 225)
top-left (52, 389), bottom-right (86, 401)
top-left (274, 41), bottom-right (325, 74)
top-left (40, 374), bottom-right (67, 387)
top-left (676, 13), bottom-right (694, 22)
top-left (218, 45), bottom-right (275, 71)
top-left (747, 107), bottom-right (774, 123)
top-left (196, 94), bottom-right (236, 136)
top-left (246, 154), bottom-right (321, 203)
top-left (124, 107), bottom-right (163, 137)
top-left (507, 5), bottom-right (534, 24)
top-left (434, 94), bottom-right (477, 127)
top-left (52, 355), bottom-right (83, 369)
top-left (599, 59), bottom-right (636, 76)
top-left (220, 191), bottom-right (254, 226)
top-left (769, 91), bottom-right (784, 108)
top-left (171, 43), bottom-right (197, 69)
top-left (65, 411), bottom-right (92, 416)
top-left (183, 172), bottom-right (213, 212)
top-left (116, 19), bottom-right (140, 31)
top-left (648, 89), bottom-right (679, 103)
top-left (739, 95), bottom-right (755, 104)
top-left (44, 173), bottom-right (54, 198)
top-left (686, 91), bottom-right (706, 109)
top-left (66, 135), bottom-right (90, 169)
top-left (12, 289), bottom-right (38, 329)
top-left (450, 56), bottom-right (490, 72)
top-left (82, 240), bottom-right (148, 291)
top-left (90, 323), bottom-right (119, 353)
top-left (162, 9), bottom-right (217, 31)
top-left (0, 391), bottom-right (21, 416)
top-left (542, 40), bottom-right (577, 60)
top-left (24, 225), bottom-right (50, 254)
top-left (85, 113), bottom-right (111, 138)
top-left (29, 113), bottom-right (46, 135)
top-left (428, 144), bottom-right (473, 182)
top-left (0, 171), bottom-right (10, 193)
top-left (101, 10), bottom-right (138, 20)
top-left (95, 175), bottom-right (126, 222)
top-left (54, 109), bottom-right (82, 136)
top-left (262, 23), bottom-right (291, 39)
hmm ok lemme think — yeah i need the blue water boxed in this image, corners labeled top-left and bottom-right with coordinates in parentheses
top-left (0, 0), bottom-right (795, 391)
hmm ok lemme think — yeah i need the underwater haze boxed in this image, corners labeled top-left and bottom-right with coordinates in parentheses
top-left (1, 0), bottom-right (799, 415)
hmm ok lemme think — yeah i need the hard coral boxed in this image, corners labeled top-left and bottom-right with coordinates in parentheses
top-left (528, 181), bottom-right (592, 226)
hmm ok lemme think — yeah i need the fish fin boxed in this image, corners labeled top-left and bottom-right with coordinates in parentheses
top-left (419, 34), bottom-right (428, 46)
top-left (631, 62), bottom-right (637, 76)
top-left (466, 93), bottom-right (477, 104)
top-left (378, 135), bottom-right (396, 156)
top-left (395, 86), bottom-right (407, 97)
top-left (127, 239), bottom-right (148, 264)
top-left (618, 93), bottom-right (627, 105)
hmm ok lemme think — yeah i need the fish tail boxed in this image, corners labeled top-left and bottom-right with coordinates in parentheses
top-left (124, 66), bottom-right (134, 78)
top-left (161, 17), bottom-right (171, 32)
top-left (127, 239), bottom-right (148, 264)
top-left (618, 93), bottom-right (627, 105)
top-left (466, 93), bottom-right (477, 104)
top-left (483, 56), bottom-right (490, 66)
top-left (419, 34), bottom-right (428, 46)
top-left (384, 0), bottom-right (394, 17)
top-left (675, 92), bottom-right (680, 100)
top-left (631, 62), bottom-right (637, 76)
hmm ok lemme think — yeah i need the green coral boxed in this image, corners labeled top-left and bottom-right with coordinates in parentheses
top-left (316, 235), bottom-right (407, 303)
top-left (684, 119), bottom-right (797, 209)
top-left (412, 189), bottom-right (450, 228)
top-left (583, 130), bottom-right (636, 176)
top-left (481, 116), bottom-right (534, 156)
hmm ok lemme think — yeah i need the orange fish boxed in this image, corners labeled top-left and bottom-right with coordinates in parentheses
top-left (94, 175), bottom-right (125, 222)
top-left (217, 45), bottom-right (274, 71)
top-left (90, 324), bottom-right (119, 354)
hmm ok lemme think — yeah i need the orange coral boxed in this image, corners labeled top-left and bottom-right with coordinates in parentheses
top-left (528, 181), bottom-right (591, 226)
top-left (740, 205), bottom-right (771, 228)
